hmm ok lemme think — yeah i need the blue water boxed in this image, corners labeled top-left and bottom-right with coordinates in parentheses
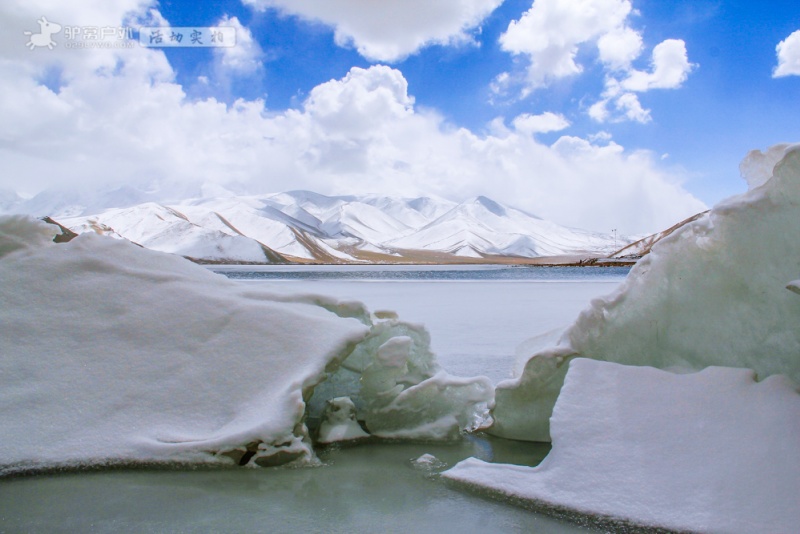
top-left (213, 264), bottom-right (631, 282)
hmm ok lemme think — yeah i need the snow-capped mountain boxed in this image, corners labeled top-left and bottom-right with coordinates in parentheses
top-left (57, 192), bottom-right (625, 263)
top-left (387, 196), bottom-right (614, 258)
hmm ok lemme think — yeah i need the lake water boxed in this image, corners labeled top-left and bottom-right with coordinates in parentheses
top-left (1, 265), bottom-right (630, 533)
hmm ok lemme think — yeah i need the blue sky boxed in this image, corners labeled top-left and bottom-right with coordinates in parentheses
top-left (1, 0), bottom-right (799, 233)
top-left (159, 0), bottom-right (799, 203)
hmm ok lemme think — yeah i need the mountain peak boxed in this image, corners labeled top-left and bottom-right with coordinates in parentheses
top-left (54, 191), bottom-right (623, 263)
top-left (473, 196), bottom-right (506, 215)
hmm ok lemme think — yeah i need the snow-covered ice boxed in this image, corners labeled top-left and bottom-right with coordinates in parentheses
top-left (444, 358), bottom-right (800, 533)
top-left (0, 216), bottom-right (490, 474)
top-left (492, 144), bottom-right (800, 441)
top-left (316, 397), bottom-right (370, 444)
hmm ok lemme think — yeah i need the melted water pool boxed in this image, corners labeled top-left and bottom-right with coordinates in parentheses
top-left (0, 436), bottom-right (593, 533)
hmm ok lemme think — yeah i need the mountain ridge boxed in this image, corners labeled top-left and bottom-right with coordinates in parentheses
top-left (39, 191), bottom-right (628, 264)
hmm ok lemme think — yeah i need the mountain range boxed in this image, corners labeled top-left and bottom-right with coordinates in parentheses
top-left (13, 191), bottom-right (628, 264)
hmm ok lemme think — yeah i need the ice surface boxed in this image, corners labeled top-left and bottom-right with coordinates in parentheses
top-left (0, 217), bottom-right (489, 474)
top-left (492, 144), bottom-right (800, 441)
top-left (234, 274), bottom-right (625, 384)
top-left (444, 358), bottom-right (800, 533)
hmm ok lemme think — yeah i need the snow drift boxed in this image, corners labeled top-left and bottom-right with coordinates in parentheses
top-left (492, 144), bottom-right (800, 442)
top-left (0, 216), bottom-right (491, 475)
top-left (445, 358), bottom-right (800, 533)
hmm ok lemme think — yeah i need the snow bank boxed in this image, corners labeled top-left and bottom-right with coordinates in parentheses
top-left (0, 216), bottom-right (490, 475)
top-left (444, 358), bottom-right (800, 533)
top-left (493, 144), bottom-right (800, 441)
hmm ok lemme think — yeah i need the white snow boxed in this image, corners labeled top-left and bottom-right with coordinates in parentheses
top-left (387, 196), bottom-right (619, 257)
top-left (64, 203), bottom-right (274, 263)
top-left (444, 358), bottom-right (800, 533)
top-left (492, 144), bottom-right (800, 441)
top-left (0, 216), bottom-right (490, 474)
top-left (59, 192), bottom-right (622, 262)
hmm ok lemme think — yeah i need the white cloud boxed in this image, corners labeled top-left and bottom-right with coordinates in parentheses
top-left (242, 0), bottom-right (502, 62)
top-left (214, 16), bottom-right (263, 76)
top-left (615, 92), bottom-right (650, 123)
top-left (499, 0), bottom-right (633, 88)
top-left (589, 85), bottom-right (650, 124)
top-left (597, 27), bottom-right (643, 70)
top-left (498, 0), bottom-right (694, 123)
top-left (513, 112), bottom-right (570, 135)
top-left (0, 25), bottom-right (705, 236)
top-left (621, 39), bottom-right (693, 91)
top-left (588, 39), bottom-right (691, 124)
top-left (774, 30), bottom-right (800, 78)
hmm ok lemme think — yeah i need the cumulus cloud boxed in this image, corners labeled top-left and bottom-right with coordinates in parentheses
top-left (214, 15), bottom-right (263, 76)
top-left (500, 0), bottom-right (632, 88)
top-left (597, 27), bottom-right (643, 70)
top-left (512, 112), bottom-right (570, 135)
top-left (0, 19), bottom-right (705, 237)
top-left (242, 0), bottom-right (502, 62)
top-left (498, 0), bottom-right (694, 123)
top-left (773, 30), bottom-right (800, 78)
top-left (589, 40), bottom-right (692, 124)
top-left (621, 39), bottom-right (693, 91)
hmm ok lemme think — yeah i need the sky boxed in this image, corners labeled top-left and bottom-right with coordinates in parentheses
top-left (1, 0), bottom-right (798, 234)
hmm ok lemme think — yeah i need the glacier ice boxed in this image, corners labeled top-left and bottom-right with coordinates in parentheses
top-left (444, 358), bottom-right (800, 533)
top-left (307, 323), bottom-right (493, 440)
top-left (0, 216), bottom-right (490, 475)
top-left (492, 144), bottom-right (800, 442)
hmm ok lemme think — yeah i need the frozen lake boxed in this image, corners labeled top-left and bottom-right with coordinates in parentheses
top-left (1, 265), bottom-right (630, 533)
top-left (214, 264), bottom-right (630, 383)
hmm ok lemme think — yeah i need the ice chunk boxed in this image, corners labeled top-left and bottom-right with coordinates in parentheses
top-left (788, 279), bottom-right (800, 295)
top-left (411, 453), bottom-right (447, 472)
top-left (0, 217), bottom-right (370, 474)
top-left (317, 397), bottom-right (370, 444)
top-left (308, 321), bottom-right (494, 440)
top-left (0, 217), bottom-right (491, 474)
top-left (493, 144), bottom-right (800, 441)
top-left (739, 143), bottom-right (793, 189)
top-left (445, 359), bottom-right (800, 533)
